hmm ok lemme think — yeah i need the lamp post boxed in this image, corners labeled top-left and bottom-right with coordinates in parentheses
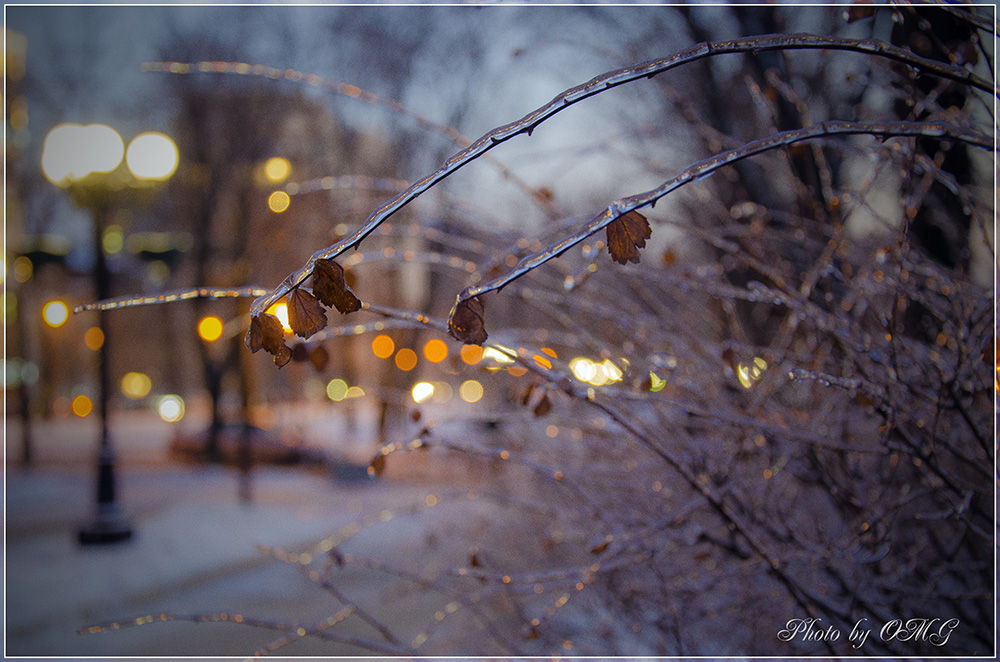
top-left (42, 123), bottom-right (178, 545)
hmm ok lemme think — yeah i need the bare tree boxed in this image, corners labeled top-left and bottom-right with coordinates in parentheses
top-left (79, 4), bottom-right (994, 656)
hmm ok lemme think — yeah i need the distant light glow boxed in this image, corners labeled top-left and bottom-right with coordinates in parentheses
top-left (570, 357), bottom-right (597, 382)
top-left (649, 371), bottom-right (666, 393)
top-left (345, 385), bottom-right (365, 399)
top-left (459, 379), bottom-right (483, 403)
top-left (156, 394), bottom-right (184, 423)
top-left (71, 394), bottom-right (93, 418)
top-left (266, 302), bottom-right (292, 333)
top-left (569, 357), bottom-right (623, 387)
top-left (268, 190), bottom-right (291, 213)
top-left (432, 381), bottom-right (453, 403)
top-left (326, 378), bottom-right (348, 401)
top-left (264, 157), bottom-right (291, 183)
top-left (121, 372), bottom-right (152, 399)
top-left (42, 300), bottom-right (69, 328)
top-left (372, 334), bottom-right (395, 359)
top-left (12, 256), bottom-right (32, 283)
top-left (422, 339), bottom-right (448, 363)
top-left (737, 356), bottom-right (768, 389)
top-left (411, 381), bottom-right (435, 404)
top-left (460, 344), bottom-right (483, 365)
top-left (42, 123), bottom-right (124, 185)
top-left (482, 346), bottom-right (515, 364)
top-left (395, 348), bottom-right (417, 371)
top-left (198, 315), bottom-right (224, 342)
top-left (156, 394), bottom-right (185, 422)
top-left (126, 132), bottom-right (179, 180)
top-left (102, 225), bottom-right (124, 254)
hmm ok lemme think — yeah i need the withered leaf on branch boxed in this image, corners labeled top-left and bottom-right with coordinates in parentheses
top-left (312, 258), bottom-right (362, 314)
top-left (520, 383), bottom-right (535, 406)
top-left (589, 533), bottom-right (613, 555)
top-left (533, 393), bottom-right (552, 418)
top-left (246, 313), bottom-right (292, 368)
top-left (288, 288), bottom-right (328, 339)
top-left (844, 0), bottom-right (875, 22)
top-left (606, 210), bottom-right (652, 265)
top-left (272, 344), bottom-right (292, 368)
top-left (246, 316), bottom-right (264, 353)
top-left (448, 296), bottom-right (488, 345)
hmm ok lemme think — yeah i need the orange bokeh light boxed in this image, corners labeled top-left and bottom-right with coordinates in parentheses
top-left (71, 394), bottom-right (93, 417)
top-left (423, 338), bottom-right (448, 363)
top-left (395, 348), bottom-right (418, 371)
top-left (460, 344), bottom-right (483, 365)
top-left (372, 334), bottom-right (395, 359)
top-left (84, 326), bottom-right (104, 351)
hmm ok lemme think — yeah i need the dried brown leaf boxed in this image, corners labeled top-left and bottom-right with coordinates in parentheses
top-left (844, 0), bottom-right (875, 22)
top-left (448, 296), bottom-right (488, 345)
top-left (273, 344), bottom-right (292, 368)
top-left (288, 288), bottom-right (328, 339)
top-left (520, 383), bottom-right (535, 406)
top-left (533, 393), bottom-right (552, 418)
top-left (247, 313), bottom-right (293, 367)
top-left (589, 534), bottom-right (613, 555)
top-left (246, 316), bottom-right (264, 353)
top-left (606, 210), bottom-right (651, 265)
top-left (312, 258), bottom-right (361, 314)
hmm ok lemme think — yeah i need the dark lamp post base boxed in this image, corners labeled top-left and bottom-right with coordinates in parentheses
top-left (78, 513), bottom-right (133, 545)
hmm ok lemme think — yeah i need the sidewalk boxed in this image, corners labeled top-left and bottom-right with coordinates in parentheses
top-left (4, 411), bottom-right (464, 658)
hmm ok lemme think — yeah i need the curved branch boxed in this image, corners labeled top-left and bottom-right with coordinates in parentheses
top-left (455, 119), bottom-right (993, 307)
top-left (248, 33), bottom-right (995, 319)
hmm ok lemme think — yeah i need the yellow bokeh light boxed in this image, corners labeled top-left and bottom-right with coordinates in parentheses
top-left (326, 379), bottom-right (348, 402)
top-left (268, 190), bottom-right (291, 213)
top-left (649, 371), bottom-right (666, 393)
top-left (431, 381), bottom-right (452, 403)
top-left (71, 394), bottom-right (93, 418)
top-left (266, 302), bottom-right (292, 333)
top-left (42, 300), bottom-right (69, 328)
top-left (423, 338), bottom-right (448, 363)
top-left (198, 315), bottom-right (224, 342)
top-left (601, 359), bottom-right (623, 382)
top-left (345, 385), bottom-right (365, 399)
top-left (102, 225), bottom-right (124, 254)
top-left (482, 346), bottom-right (515, 364)
top-left (569, 357), bottom-right (622, 387)
top-left (460, 344), bottom-right (483, 365)
top-left (121, 372), bottom-right (152, 399)
top-left (264, 157), bottom-right (291, 183)
top-left (411, 381), bottom-right (435, 404)
top-left (570, 357), bottom-right (597, 382)
top-left (157, 394), bottom-right (185, 422)
top-left (737, 357), bottom-right (767, 389)
top-left (459, 379), bottom-right (483, 403)
top-left (395, 348), bottom-right (418, 372)
top-left (84, 326), bottom-right (105, 351)
top-left (12, 255), bottom-right (33, 283)
top-left (372, 334), bottom-right (395, 359)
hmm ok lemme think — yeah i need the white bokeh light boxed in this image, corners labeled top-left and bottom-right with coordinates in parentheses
top-left (42, 123), bottom-right (124, 185)
top-left (126, 132), bottom-right (179, 180)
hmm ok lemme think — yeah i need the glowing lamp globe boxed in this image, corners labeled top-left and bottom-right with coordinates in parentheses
top-left (125, 132), bottom-right (179, 181)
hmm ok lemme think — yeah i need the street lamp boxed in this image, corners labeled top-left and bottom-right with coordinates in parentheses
top-left (42, 123), bottom-right (178, 545)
